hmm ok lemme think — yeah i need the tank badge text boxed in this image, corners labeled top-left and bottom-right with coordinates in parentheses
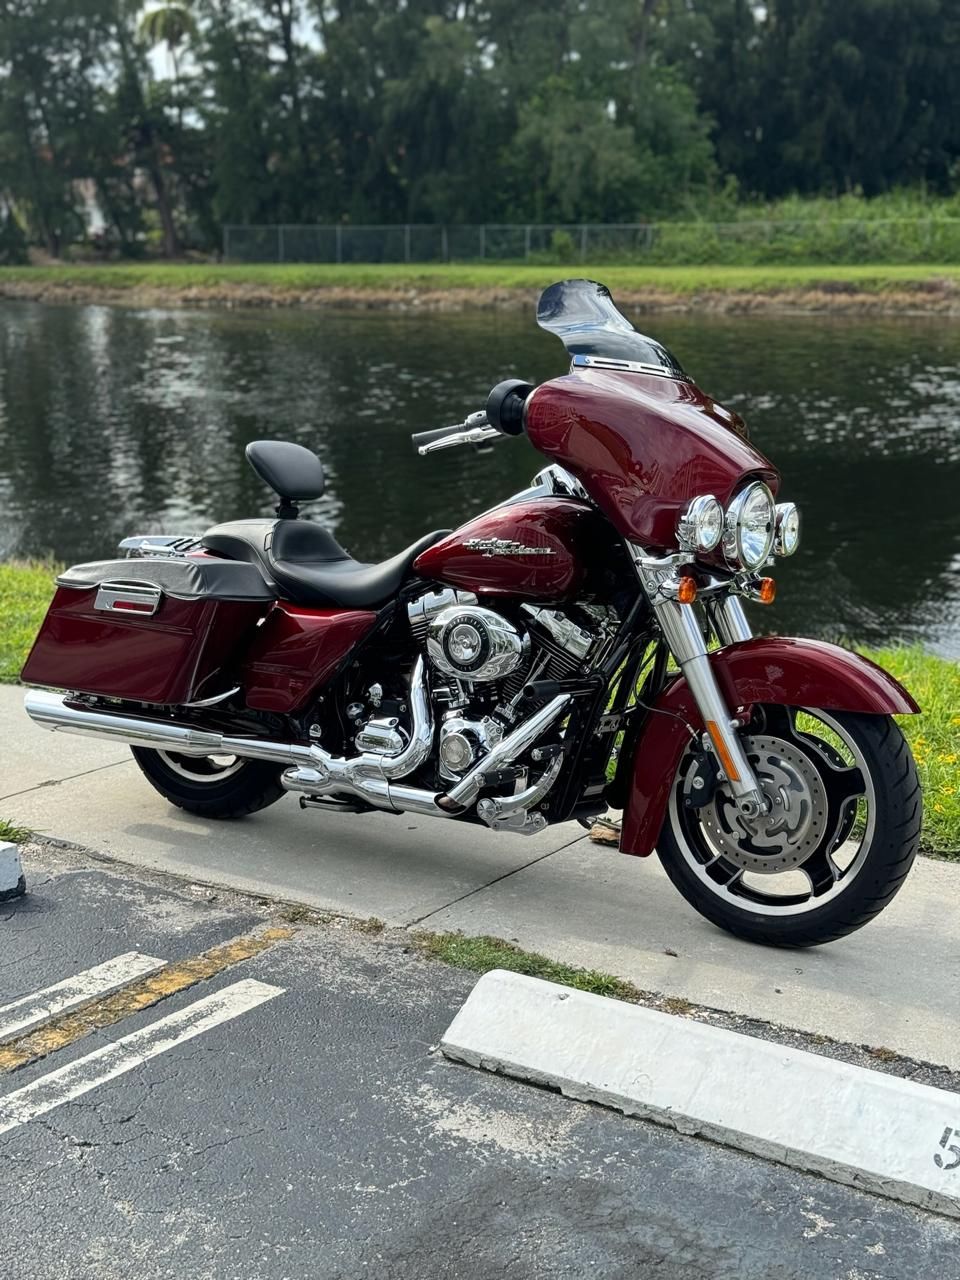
top-left (462, 538), bottom-right (556, 558)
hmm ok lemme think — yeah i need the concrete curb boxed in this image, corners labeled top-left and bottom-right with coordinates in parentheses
top-left (0, 841), bottom-right (25, 901)
top-left (441, 969), bottom-right (960, 1219)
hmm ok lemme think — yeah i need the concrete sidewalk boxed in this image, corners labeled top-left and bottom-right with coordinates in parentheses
top-left (3, 685), bottom-right (958, 1071)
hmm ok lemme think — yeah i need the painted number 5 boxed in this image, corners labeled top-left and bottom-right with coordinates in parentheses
top-left (934, 1127), bottom-right (960, 1170)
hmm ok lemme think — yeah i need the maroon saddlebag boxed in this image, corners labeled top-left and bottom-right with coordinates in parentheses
top-left (21, 557), bottom-right (274, 706)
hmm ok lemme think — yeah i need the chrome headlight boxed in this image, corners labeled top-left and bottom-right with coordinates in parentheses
top-left (774, 502), bottom-right (801, 556)
top-left (677, 494), bottom-right (723, 554)
top-left (723, 482), bottom-right (775, 570)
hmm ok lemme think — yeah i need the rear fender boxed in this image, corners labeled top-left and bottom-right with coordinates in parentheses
top-left (620, 637), bottom-right (919, 858)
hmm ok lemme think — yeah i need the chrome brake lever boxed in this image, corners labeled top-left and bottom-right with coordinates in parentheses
top-left (417, 424), bottom-right (500, 455)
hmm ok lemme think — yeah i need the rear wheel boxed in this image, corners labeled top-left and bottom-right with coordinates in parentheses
top-left (131, 748), bottom-right (285, 819)
top-left (656, 707), bottom-right (921, 947)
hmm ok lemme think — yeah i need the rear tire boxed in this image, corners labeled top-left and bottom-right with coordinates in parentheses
top-left (131, 748), bottom-right (285, 819)
top-left (656, 710), bottom-right (921, 948)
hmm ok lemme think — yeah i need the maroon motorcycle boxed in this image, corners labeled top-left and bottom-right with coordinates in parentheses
top-left (21, 280), bottom-right (921, 947)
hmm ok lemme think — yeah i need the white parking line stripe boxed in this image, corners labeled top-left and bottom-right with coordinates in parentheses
top-left (0, 978), bottom-right (283, 1137)
top-left (442, 970), bottom-right (960, 1219)
top-left (0, 952), bottom-right (167, 1041)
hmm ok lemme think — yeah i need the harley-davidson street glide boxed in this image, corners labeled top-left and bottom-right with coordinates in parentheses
top-left (21, 280), bottom-right (922, 947)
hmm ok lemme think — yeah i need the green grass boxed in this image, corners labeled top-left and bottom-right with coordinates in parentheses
top-left (1, 562), bottom-right (956, 853)
top-left (0, 560), bottom-right (59, 683)
top-left (414, 930), bottom-right (641, 1000)
top-left (2, 261), bottom-right (960, 296)
top-left (859, 645), bottom-right (960, 857)
top-left (0, 818), bottom-right (31, 844)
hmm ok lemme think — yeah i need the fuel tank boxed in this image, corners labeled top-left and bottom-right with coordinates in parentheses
top-left (413, 497), bottom-right (609, 600)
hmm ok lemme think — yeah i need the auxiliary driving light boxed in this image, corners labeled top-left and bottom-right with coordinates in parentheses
top-left (677, 495), bottom-right (724, 554)
top-left (774, 502), bottom-right (801, 557)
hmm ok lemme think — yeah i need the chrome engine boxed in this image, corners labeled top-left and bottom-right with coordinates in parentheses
top-left (406, 588), bottom-right (617, 793)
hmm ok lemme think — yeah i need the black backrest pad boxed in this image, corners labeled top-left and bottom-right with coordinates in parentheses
top-left (246, 440), bottom-right (325, 502)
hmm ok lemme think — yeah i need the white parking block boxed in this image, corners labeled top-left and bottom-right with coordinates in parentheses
top-left (0, 841), bottom-right (24, 900)
top-left (441, 969), bottom-right (960, 1218)
top-left (0, 952), bottom-right (167, 1041)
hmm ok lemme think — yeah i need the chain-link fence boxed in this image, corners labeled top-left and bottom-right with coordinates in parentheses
top-left (222, 220), bottom-right (960, 266)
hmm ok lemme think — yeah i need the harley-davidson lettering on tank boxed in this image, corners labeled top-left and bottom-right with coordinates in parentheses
top-left (413, 497), bottom-right (602, 599)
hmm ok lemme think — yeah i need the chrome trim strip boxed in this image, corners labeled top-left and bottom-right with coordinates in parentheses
top-left (183, 685), bottom-right (241, 709)
top-left (571, 353), bottom-right (685, 380)
top-left (94, 582), bottom-right (162, 617)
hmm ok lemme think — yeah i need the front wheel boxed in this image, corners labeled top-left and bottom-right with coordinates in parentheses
top-left (656, 707), bottom-right (921, 947)
top-left (131, 747), bottom-right (285, 819)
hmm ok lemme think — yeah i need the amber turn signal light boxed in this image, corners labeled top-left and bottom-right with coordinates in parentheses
top-left (676, 576), bottom-right (698, 604)
top-left (756, 577), bottom-right (776, 604)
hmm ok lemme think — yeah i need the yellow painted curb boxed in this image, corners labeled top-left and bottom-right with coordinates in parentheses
top-left (0, 927), bottom-right (294, 1073)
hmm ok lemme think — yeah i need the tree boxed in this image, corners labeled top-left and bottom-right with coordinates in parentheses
top-left (139, 1), bottom-right (198, 126)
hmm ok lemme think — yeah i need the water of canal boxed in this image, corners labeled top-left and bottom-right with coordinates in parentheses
top-left (1, 299), bottom-right (958, 654)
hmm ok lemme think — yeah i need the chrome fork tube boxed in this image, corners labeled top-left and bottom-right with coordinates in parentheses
top-left (709, 594), bottom-right (753, 647)
top-left (629, 546), bottom-right (765, 816)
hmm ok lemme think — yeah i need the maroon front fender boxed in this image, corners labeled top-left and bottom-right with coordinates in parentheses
top-left (620, 637), bottom-right (920, 859)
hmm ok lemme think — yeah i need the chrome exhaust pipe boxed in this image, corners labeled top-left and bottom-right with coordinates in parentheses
top-left (25, 658), bottom-right (570, 826)
top-left (23, 658), bottom-right (435, 779)
top-left (23, 688), bottom-right (316, 768)
top-left (443, 693), bottom-right (571, 809)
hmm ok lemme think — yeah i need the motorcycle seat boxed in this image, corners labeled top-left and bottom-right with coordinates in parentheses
top-left (201, 518), bottom-right (449, 610)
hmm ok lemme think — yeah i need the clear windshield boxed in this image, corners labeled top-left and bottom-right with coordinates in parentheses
top-left (537, 279), bottom-right (688, 379)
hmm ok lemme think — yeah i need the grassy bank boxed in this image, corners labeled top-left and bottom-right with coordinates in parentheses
top-left (1, 562), bottom-right (956, 854)
top-left (0, 560), bottom-right (60, 682)
top-left (2, 262), bottom-right (960, 313)
top-left (0, 819), bottom-right (30, 844)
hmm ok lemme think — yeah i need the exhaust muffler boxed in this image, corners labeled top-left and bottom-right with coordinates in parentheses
top-left (23, 688), bottom-right (316, 768)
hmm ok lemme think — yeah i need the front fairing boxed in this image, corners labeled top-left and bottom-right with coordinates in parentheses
top-left (528, 281), bottom-right (779, 552)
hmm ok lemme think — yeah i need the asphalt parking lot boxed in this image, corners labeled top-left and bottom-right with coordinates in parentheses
top-left (2, 844), bottom-right (959, 1280)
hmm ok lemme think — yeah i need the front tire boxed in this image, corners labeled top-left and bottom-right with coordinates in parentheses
top-left (131, 748), bottom-right (285, 819)
top-left (656, 708), bottom-right (921, 947)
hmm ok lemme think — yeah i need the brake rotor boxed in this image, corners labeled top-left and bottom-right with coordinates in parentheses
top-left (698, 735), bottom-right (829, 875)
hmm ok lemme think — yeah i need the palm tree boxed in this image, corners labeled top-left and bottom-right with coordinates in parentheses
top-left (138, 2), bottom-right (197, 126)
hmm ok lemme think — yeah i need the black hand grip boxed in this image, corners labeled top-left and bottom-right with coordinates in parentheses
top-left (411, 424), bottom-right (465, 452)
top-left (486, 379), bottom-right (534, 436)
